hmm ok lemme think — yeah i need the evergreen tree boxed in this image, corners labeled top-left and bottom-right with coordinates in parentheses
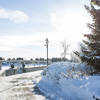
top-left (16, 57), bottom-right (24, 60)
top-left (91, 0), bottom-right (100, 6)
top-left (74, 1), bottom-right (100, 73)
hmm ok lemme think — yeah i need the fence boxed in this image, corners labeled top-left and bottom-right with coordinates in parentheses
top-left (4, 66), bottom-right (47, 76)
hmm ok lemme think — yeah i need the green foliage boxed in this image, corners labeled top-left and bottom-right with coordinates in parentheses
top-left (75, 2), bottom-right (100, 73)
top-left (12, 58), bottom-right (15, 60)
top-left (16, 57), bottom-right (24, 60)
top-left (35, 58), bottom-right (39, 61)
top-left (0, 57), bottom-right (3, 60)
top-left (91, 0), bottom-right (100, 6)
top-left (51, 57), bottom-right (68, 62)
top-left (7, 58), bottom-right (11, 61)
top-left (30, 58), bottom-right (33, 60)
top-left (40, 58), bottom-right (44, 61)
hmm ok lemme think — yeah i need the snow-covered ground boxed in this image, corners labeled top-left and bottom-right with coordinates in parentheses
top-left (0, 62), bottom-right (100, 100)
top-left (40, 62), bottom-right (100, 100)
top-left (0, 70), bottom-right (45, 100)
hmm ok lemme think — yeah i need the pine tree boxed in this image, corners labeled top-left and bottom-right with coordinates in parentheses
top-left (91, 0), bottom-right (100, 6)
top-left (74, 1), bottom-right (100, 73)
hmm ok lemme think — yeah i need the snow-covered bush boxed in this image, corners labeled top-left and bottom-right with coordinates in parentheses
top-left (41, 62), bottom-right (100, 100)
top-left (42, 62), bottom-right (91, 80)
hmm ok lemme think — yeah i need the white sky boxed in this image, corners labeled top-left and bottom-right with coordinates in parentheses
top-left (0, 0), bottom-right (91, 60)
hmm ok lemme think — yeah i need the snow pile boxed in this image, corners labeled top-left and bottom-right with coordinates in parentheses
top-left (41, 62), bottom-right (100, 100)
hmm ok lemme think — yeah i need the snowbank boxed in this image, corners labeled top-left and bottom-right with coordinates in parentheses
top-left (41, 62), bottom-right (100, 100)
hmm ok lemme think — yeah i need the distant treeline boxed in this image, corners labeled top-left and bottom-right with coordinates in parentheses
top-left (32, 57), bottom-right (69, 62)
top-left (0, 57), bottom-right (24, 61)
top-left (0, 57), bottom-right (70, 62)
top-left (50, 57), bottom-right (69, 62)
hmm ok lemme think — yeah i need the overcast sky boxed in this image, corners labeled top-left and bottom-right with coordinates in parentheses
top-left (0, 0), bottom-right (91, 60)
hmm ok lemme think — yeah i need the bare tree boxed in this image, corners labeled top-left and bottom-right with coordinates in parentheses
top-left (12, 58), bottom-right (15, 60)
top-left (70, 52), bottom-right (80, 63)
top-left (61, 40), bottom-right (70, 62)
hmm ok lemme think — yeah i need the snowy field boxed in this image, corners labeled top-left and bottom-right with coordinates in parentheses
top-left (0, 62), bottom-right (100, 100)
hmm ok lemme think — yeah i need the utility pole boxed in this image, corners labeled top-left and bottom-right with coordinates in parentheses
top-left (44, 38), bottom-right (49, 66)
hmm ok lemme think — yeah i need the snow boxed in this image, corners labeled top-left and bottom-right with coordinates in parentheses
top-left (1, 63), bottom-right (47, 70)
top-left (0, 62), bottom-right (100, 100)
top-left (41, 62), bottom-right (100, 100)
top-left (0, 70), bottom-right (45, 100)
top-left (94, 56), bottom-right (100, 59)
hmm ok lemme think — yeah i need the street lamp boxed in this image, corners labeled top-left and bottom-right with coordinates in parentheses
top-left (44, 38), bottom-right (49, 66)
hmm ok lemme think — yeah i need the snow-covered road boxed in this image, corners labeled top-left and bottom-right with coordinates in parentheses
top-left (0, 70), bottom-right (46, 100)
